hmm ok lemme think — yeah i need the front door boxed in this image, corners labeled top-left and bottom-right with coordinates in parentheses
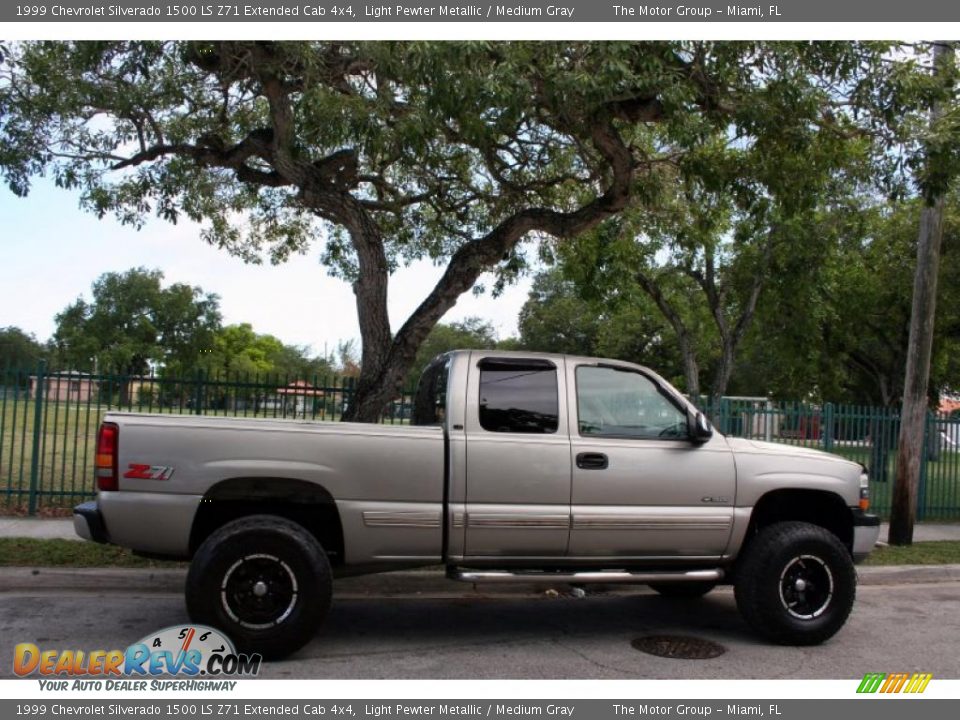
top-left (566, 363), bottom-right (736, 559)
top-left (464, 355), bottom-right (572, 558)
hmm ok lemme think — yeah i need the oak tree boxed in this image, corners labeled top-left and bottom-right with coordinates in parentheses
top-left (0, 41), bottom-right (911, 420)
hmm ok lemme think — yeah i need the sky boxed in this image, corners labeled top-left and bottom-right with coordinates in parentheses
top-left (0, 177), bottom-right (533, 356)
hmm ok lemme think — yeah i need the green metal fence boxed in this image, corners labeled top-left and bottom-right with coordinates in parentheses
top-left (0, 363), bottom-right (415, 513)
top-left (3, 363), bottom-right (960, 519)
top-left (702, 397), bottom-right (960, 521)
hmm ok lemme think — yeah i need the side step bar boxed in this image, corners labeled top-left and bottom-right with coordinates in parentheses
top-left (447, 568), bottom-right (724, 584)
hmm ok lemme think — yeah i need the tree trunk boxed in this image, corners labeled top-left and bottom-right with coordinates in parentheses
top-left (889, 41), bottom-right (953, 546)
top-left (339, 202), bottom-right (395, 423)
top-left (681, 349), bottom-right (701, 403)
top-left (340, 117), bottom-right (637, 422)
top-left (633, 270), bottom-right (700, 400)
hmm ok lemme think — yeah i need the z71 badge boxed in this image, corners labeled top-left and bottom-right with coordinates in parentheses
top-left (123, 464), bottom-right (175, 480)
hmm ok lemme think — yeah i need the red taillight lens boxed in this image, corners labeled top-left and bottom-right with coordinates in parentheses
top-left (95, 422), bottom-right (119, 492)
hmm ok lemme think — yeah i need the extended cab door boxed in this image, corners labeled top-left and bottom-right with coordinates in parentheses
top-left (463, 355), bottom-right (571, 557)
top-left (566, 362), bottom-right (735, 559)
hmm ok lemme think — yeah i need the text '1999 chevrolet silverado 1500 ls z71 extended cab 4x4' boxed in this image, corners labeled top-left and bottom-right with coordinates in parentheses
top-left (74, 350), bottom-right (880, 659)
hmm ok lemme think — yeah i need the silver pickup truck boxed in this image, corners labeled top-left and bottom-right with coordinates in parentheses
top-left (74, 350), bottom-right (879, 659)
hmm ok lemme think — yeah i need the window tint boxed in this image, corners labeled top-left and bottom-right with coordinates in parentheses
top-left (478, 360), bottom-right (558, 434)
top-left (576, 365), bottom-right (688, 439)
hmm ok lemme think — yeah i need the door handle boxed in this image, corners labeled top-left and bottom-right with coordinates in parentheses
top-left (576, 452), bottom-right (608, 470)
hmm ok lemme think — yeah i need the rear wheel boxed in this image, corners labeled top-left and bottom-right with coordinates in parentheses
top-left (649, 581), bottom-right (716, 599)
top-left (186, 515), bottom-right (332, 660)
top-left (734, 521), bottom-right (855, 645)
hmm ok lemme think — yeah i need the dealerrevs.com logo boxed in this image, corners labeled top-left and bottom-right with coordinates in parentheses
top-left (14, 625), bottom-right (261, 691)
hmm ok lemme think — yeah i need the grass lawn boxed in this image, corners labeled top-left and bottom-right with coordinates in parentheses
top-left (0, 538), bottom-right (184, 568)
top-left (0, 537), bottom-right (958, 568)
top-left (0, 400), bottom-right (103, 508)
top-left (863, 540), bottom-right (960, 565)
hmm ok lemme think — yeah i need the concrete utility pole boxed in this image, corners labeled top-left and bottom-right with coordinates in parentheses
top-left (889, 41), bottom-right (955, 545)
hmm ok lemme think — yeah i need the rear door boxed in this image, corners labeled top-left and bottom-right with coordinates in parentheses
top-left (463, 355), bottom-right (572, 557)
top-left (567, 363), bottom-right (735, 559)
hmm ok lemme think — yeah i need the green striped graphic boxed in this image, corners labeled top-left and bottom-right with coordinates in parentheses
top-left (857, 673), bottom-right (886, 693)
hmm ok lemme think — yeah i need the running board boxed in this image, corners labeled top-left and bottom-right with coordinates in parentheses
top-left (447, 568), bottom-right (724, 584)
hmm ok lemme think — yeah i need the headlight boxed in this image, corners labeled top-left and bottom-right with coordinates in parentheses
top-left (859, 471), bottom-right (870, 511)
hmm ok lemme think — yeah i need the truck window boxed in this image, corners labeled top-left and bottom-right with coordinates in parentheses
top-left (576, 365), bottom-right (687, 439)
top-left (412, 355), bottom-right (450, 426)
top-left (478, 359), bottom-right (558, 434)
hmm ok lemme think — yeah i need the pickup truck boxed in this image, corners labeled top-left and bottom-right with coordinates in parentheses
top-left (74, 350), bottom-right (880, 659)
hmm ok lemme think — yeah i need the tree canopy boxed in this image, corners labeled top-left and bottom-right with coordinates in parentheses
top-left (0, 40), bottom-right (938, 419)
top-left (198, 322), bottom-right (334, 380)
top-left (404, 317), bottom-right (499, 386)
top-left (52, 267), bottom-right (221, 375)
top-left (0, 327), bottom-right (46, 369)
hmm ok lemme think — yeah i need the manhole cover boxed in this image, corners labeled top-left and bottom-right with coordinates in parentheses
top-left (631, 634), bottom-right (726, 659)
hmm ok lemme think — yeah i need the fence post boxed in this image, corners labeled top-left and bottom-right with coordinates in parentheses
top-left (194, 368), bottom-right (204, 416)
top-left (719, 398), bottom-right (730, 435)
top-left (823, 403), bottom-right (835, 452)
top-left (918, 411), bottom-right (931, 521)
top-left (28, 360), bottom-right (46, 516)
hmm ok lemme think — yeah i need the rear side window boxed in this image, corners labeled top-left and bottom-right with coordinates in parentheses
top-left (478, 359), bottom-right (558, 434)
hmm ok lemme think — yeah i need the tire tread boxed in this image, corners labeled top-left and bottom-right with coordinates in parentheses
top-left (734, 521), bottom-right (855, 645)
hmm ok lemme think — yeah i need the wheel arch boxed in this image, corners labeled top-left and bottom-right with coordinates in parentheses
top-left (744, 488), bottom-right (854, 552)
top-left (189, 477), bottom-right (345, 565)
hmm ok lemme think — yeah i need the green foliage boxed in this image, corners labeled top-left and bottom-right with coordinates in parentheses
top-left (517, 269), bottom-right (687, 385)
top-left (1, 41), bottom-right (944, 417)
top-left (0, 41), bottom-right (928, 287)
top-left (734, 192), bottom-right (960, 404)
top-left (197, 323), bottom-right (333, 380)
top-left (53, 267), bottom-right (221, 375)
top-left (405, 318), bottom-right (498, 386)
top-left (0, 327), bottom-right (46, 369)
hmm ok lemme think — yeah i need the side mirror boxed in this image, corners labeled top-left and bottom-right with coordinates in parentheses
top-left (688, 410), bottom-right (714, 444)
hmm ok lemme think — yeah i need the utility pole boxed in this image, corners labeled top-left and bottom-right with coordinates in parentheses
top-left (889, 41), bottom-right (956, 545)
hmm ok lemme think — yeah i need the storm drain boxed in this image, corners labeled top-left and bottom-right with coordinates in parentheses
top-left (631, 635), bottom-right (726, 660)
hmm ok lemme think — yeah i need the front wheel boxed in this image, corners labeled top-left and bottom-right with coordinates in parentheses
top-left (186, 515), bottom-right (332, 660)
top-left (734, 521), bottom-right (855, 645)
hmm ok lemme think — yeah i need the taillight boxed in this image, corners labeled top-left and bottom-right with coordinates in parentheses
top-left (859, 470), bottom-right (870, 512)
top-left (95, 422), bottom-right (119, 491)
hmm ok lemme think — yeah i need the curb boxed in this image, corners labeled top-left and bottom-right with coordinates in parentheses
top-left (2, 564), bottom-right (959, 596)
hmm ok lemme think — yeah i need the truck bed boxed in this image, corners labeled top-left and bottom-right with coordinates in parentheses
top-left (99, 413), bottom-right (445, 561)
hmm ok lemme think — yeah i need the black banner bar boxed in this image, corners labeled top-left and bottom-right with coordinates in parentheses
top-left (4, 0), bottom-right (960, 23)
top-left (2, 700), bottom-right (959, 720)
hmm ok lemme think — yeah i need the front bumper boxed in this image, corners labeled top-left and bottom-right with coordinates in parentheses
top-left (73, 501), bottom-right (109, 544)
top-left (852, 508), bottom-right (881, 563)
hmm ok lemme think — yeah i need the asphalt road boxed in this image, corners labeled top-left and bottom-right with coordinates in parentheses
top-left (2, 579), bottom-right (959, 680)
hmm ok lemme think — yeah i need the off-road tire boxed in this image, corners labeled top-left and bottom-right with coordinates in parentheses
top-left (734, 521), bottom-right (855, 645)
top-left (186, 514), bottom-right (332, 660)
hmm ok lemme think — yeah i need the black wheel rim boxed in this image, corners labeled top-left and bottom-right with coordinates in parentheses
top-left (778, 554), bottom-right (834, 620)
top-left (221, 553), bottom-right (299, 630)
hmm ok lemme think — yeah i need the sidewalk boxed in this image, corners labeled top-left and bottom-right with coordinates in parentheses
top-left (0, 517), bottom-right (78, 540)
top-left (3, 517), bottom-right (960, 542)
